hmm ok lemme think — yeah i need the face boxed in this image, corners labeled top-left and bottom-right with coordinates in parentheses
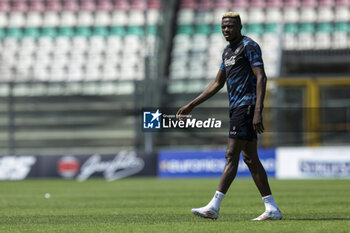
top-left (221, 17), bottom-right (241, 42)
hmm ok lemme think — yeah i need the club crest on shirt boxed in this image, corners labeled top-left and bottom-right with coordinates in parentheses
top-left (225, 55), bottom-right (236, 67)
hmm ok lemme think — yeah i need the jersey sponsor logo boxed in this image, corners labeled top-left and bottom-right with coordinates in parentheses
top-left (224, 55), bottom-right (237, 67)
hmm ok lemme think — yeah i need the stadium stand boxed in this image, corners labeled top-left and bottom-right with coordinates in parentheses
top-left (0, 0), bottom-right (160, 82)
top-left (169, 0), bottom-right (350, 82)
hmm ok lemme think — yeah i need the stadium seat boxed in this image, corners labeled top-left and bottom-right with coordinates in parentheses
top-left (194, 10), bottom-right (214, 25)
top-left (43, 12), bottom-right (60, 27)
top-left (245, 23), bottom-right (264, 45)
top-left (283, 0), bottom-right (300, 22)
top-left (35, 51), bottom-right (51, 68)
top-left (60, 12), bottom-right (77, 27)
top-left (46, 0), bottom-right (62, 10)
top-left (97, 0), bottom-right (114, 11)
top-left (315, 22), bottom-right (333, 49)
top-left (332, 22), bottom-right (349, 49)
top-left (52, 52), bottom-right (68, 68)
top-left (177, 9), bottom-right (195, 24)
top-left (63, 0), bottom-right (79, 12)
top-left (20, 38), bottom-right (36, 56)
top-left (111, 11), bottom-right (128, 26)
top-left (8, 12), bottom-right (26, 27)
top-left (147, 9), bottom-right (160, 25)
top-left (67, 64), bottom-right (83, 81)
top-left (114, 0), bottom-right (130, 11)
top-left (263, 23), bottom-right (280, 49)
top-left (70, 52), bottom-right (85, 66)
top-left (89, 27), bottom-right (108, 54)
top-left (55, 37), bottom-right (71, 55)
top-left (1, 50), bottom-right (17, 69)
top-left (248, 0), bottom-right (266, 23)
top-left (0, 13), bottom-right (8, 28)
top-left (84, 65), bottom-right (101, 80)
top-left (283, 23), bottom-right (299, 50)
top-left (4, 28), bottom-right (22, 53)
top-left (213, 9), bottom-right (227, 23)
top-left (24, 27), bottom-right (40, 40)
top-left (265, 0), bottom-right (283, 23)
top-left (11, 0), bottom-right (28, 12)
top-left (318, 0), bottom-right (335, 22)
top-left (26, 12), bottom-right (43, 27)
top-left (33, 65), bottom-right (49, 81)
top-left (129, 10), bottom-right (146, 25)
top-left (77, 12), bottom-right (94, 26)
top-left (49, 65), bottom-right (66, 81)
top-left (95, 11), bottom-right (112, 26)
top-left (76, 26), bottom-right (91, 37)
top-left (0, 66), bottom-right (12, 81)
top-left (72, 36), bottom-right (88, 53)
top-left (214, 0), bottom-right (231, 9)
top-left (86, 53), bottom-right (103, 67)
top-left (101, 64), bottom-right (118, 80)
top-left (298, 23), bottom-right (315, 50)
top-left (130, 0), bottom-right (147, 10)
top-left (149, 0), bottom-right (161, 9)
top-left (106, 36), bottom-right (123, 53)
top-left (334, 0), bottom-right (350, 21)
top-left (300, 0), bottom-right (317, 22)
top-left (231, 0), bottom-right (248, 22)
top-left (28, 0), bottom-right (45, 12)
top-left (80, 0), bottom-right (96, 11)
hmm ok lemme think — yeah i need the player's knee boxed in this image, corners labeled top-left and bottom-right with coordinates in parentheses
top-left (225, 148), bottom-right (240, 164)
top-left (225, 148), bottom-right (234, 159)
top-left (242, 154), bottom-right (258, 167)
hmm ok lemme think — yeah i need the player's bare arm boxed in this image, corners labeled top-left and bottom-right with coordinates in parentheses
top-left (176, 70), bottom-right (226, 120)
top-left (252, 65), bottom-right (267, 134)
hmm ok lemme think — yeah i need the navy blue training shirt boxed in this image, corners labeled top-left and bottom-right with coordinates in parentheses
top-left (220, 36), bottom-right (263, 109)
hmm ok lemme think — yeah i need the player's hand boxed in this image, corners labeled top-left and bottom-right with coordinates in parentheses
top-left (253, 111), bottom-right (264, 134)
top-left (176, 104), bottom-right (193, 121)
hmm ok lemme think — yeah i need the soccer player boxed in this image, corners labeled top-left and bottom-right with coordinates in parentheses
top-left (176, 12), bottom-right (282, 221)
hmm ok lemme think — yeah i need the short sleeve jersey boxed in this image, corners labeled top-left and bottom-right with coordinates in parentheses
top-left (219, 36), bottom-right (263, 109)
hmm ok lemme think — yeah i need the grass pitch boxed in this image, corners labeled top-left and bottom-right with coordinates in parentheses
top-left (0, 178), bottom-right (349, 233)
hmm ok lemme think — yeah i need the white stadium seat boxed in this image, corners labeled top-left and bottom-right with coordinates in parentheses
top-left (0, 13), bottom-right (8, 27)
top-left (60, 12), bottom-right (77, 27)
top-left (43, 12), bottom-right (60, 27)
top-left (111, 11), bottom-right (128, 26)
top-left (95, 11), bottom-right (112, 26)
top-left (8, 12), bottom-right (26, 27)
top-left (77, 12), bottom-right (94, 26)
top-left (26, 12), bottom-right (43, 27)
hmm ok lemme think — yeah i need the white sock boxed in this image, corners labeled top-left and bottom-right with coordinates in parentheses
top-left (207, 191), bottom-right (225, 210)
top-left (262, 194), bottom-right (279, 212)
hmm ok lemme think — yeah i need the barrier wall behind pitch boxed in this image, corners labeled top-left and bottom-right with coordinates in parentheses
top-left (1, 147), bottom-right (349, 180)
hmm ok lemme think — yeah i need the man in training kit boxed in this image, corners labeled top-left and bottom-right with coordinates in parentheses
top-left (176, 12), bottom-right (282, 221)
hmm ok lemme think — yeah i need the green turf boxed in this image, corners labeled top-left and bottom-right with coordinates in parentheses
top-left (0, 178), bottom-right (349, 233)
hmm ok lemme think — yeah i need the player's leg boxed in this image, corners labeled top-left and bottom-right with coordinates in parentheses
top-left (242, 139), bottom-right (271, 196)
top-left (242, 139), bottom-right (282, 220)
top-left (217, 138), bottom-right (247, 193)
top-left (191, 138), bottom-right (246, 219)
